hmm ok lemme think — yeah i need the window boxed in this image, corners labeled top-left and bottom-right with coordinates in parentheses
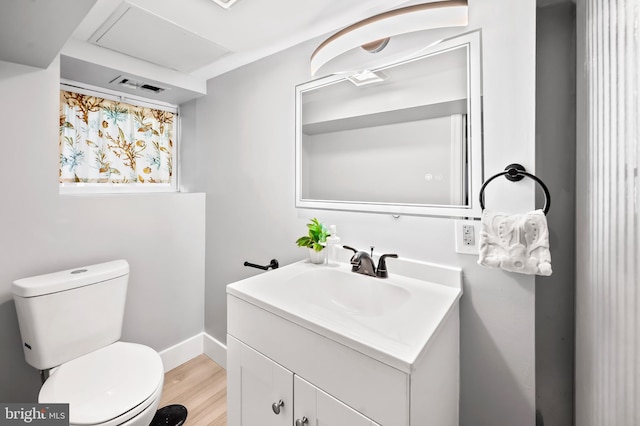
top-left (59, 83), bottom-right (178, 193)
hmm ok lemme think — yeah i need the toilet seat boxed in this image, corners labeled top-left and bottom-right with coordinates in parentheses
top-left (39, 342), bottom-right (164, 426)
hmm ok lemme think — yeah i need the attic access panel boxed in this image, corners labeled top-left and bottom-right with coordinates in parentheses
top-left (90, 2), bottom-right (229, 73)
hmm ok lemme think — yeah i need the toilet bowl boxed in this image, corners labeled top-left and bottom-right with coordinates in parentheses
top-left (12, 260), bottom-right (164, 426)
top-left (39, 342), bottom-right (164, 426)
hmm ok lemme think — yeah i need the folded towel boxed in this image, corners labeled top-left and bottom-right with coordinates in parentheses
top-left (478, 209), bottom-right (552, 276)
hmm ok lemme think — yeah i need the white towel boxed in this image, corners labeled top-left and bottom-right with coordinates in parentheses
top-left (478, 209), bottom-right (552, 276)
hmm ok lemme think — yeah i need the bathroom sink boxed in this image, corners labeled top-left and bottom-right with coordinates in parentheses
top-left (289, 268), bottom-right (411, 316)
top-left (227, 258), bottom-right (462, 370)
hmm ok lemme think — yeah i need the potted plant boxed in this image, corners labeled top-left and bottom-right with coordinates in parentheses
top-left (296, 218), bottom-right (328, 264)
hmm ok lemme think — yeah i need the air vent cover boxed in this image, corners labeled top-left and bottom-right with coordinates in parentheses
top-left (110, 77), bottom-right (167, 94)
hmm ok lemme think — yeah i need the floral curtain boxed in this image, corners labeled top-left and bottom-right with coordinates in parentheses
top-left (59, 90), bottom-right (175, 185)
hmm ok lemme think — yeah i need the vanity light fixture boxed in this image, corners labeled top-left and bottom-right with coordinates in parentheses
top-left (347, 70), bottom-right (388, 86)
top-left (310, 0), bottom-right (468, 76)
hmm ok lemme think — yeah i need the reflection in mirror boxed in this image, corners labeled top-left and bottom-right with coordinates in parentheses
top-left (295, 32), bottom-right (483, 217)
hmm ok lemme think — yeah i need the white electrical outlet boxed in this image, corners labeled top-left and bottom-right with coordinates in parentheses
top-left (462, 224), bottom-right (475, 245)
top-left (455, 220), bottom-right (480, 255)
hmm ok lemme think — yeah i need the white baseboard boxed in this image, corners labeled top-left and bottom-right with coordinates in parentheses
top-left (158, 333), bottom-right (204, 372)
top-left (203, 332), bottom-right (227, 369)
top-left (158, 332), bottom-right (228, 372)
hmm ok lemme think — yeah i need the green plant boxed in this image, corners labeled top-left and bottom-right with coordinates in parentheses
top-left (296, 218), bottom-right (328, 252)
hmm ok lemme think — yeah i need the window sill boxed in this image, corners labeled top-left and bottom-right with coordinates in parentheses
top-left (59, 183), bottom-right (177, 195)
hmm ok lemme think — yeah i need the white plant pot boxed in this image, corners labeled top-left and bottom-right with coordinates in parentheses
top-left (308, 248), bottom-right (326, 264)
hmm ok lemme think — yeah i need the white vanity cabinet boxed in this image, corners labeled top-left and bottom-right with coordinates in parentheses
top-left (227, 259), bottom-right (462, 426)
top-left (227, 336), bottom-right (292, 426)
top-left (227, 335), bottom-right (380, 426)
top-left (294, 375), bottom-right (380, 426)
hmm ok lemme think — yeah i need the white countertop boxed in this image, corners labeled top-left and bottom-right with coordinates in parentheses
top-left (227, 258), bottom-right (462, 372)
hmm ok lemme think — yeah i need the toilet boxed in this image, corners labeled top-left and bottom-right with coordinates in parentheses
top-left (12, 260), bottom-right (164, 426)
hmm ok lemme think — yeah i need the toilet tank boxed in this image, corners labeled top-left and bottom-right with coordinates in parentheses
top-left (12, 260), bottom-right (129, 370)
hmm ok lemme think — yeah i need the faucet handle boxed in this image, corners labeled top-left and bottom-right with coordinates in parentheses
top-left (376, 254), bottom-right (398, 278)
top-left (342, 245), bottom-right (359, 271)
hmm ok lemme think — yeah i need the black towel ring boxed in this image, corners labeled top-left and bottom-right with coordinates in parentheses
top-left (479, 163), bottom-right (551, 215)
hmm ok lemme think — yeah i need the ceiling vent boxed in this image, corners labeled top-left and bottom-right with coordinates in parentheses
top-left (210, 0), bottom-right (241, 9)
top-left (110, 76), bottom-right (167, 94)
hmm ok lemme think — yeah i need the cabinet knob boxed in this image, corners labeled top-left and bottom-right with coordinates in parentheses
top-left (271, 399), bottom-right (284, 415)
top-left (295, 417), bottom-right (309, 426)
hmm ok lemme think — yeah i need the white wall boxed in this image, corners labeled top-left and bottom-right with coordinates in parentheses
top-left (0, 58), bottom-right (206, 401)
top-left (195, 0), bottom-right (538, 424)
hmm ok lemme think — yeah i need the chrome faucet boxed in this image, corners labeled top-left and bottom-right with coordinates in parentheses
top-left (343, 246), bottom-right (398, 278)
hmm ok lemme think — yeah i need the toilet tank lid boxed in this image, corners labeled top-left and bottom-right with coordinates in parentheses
top-left (12, 260), bottom-right (129, 298)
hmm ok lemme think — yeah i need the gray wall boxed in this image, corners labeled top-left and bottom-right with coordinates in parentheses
top-left (195, 0), bottom-right (539, 424)
top-left (535, 3), bottom-right (576, 426)
top-left (0, 58), bottom-right (206, 401)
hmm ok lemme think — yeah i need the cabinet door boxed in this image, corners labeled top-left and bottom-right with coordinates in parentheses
top-left (294, 375), bottom-right (376, 426)
top-left (227, 336), bottom-right (293, 426)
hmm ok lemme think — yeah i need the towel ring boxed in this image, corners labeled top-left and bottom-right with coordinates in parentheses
top-left (479, 163), bottom-right (551, 215)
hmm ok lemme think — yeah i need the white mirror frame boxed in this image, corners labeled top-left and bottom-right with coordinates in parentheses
top-left (295, 31), bottom-right (483, 218)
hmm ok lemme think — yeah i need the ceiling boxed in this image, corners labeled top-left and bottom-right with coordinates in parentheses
top-left (2, 0), bottom-right (572, 102)
top-left (4, 0), bottom-right (431, 103)
top-left (71, 0), bottom-right (416, 79)
top-left (0, 0), bottom-right (97, 69)
top-left (1, 0), bottom-right (419, 103)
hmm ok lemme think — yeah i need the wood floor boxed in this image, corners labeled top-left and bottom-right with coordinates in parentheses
top-left (159, 354), bottom-right (227, 426)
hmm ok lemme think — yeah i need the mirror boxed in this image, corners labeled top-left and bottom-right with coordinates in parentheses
top-left (295, 31), bottom-right (483, 217)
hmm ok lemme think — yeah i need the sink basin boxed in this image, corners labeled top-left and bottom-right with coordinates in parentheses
top-left (289, 268), bottom-right (411, 316)
top-left (227, 259), bottom-right (462, 370)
